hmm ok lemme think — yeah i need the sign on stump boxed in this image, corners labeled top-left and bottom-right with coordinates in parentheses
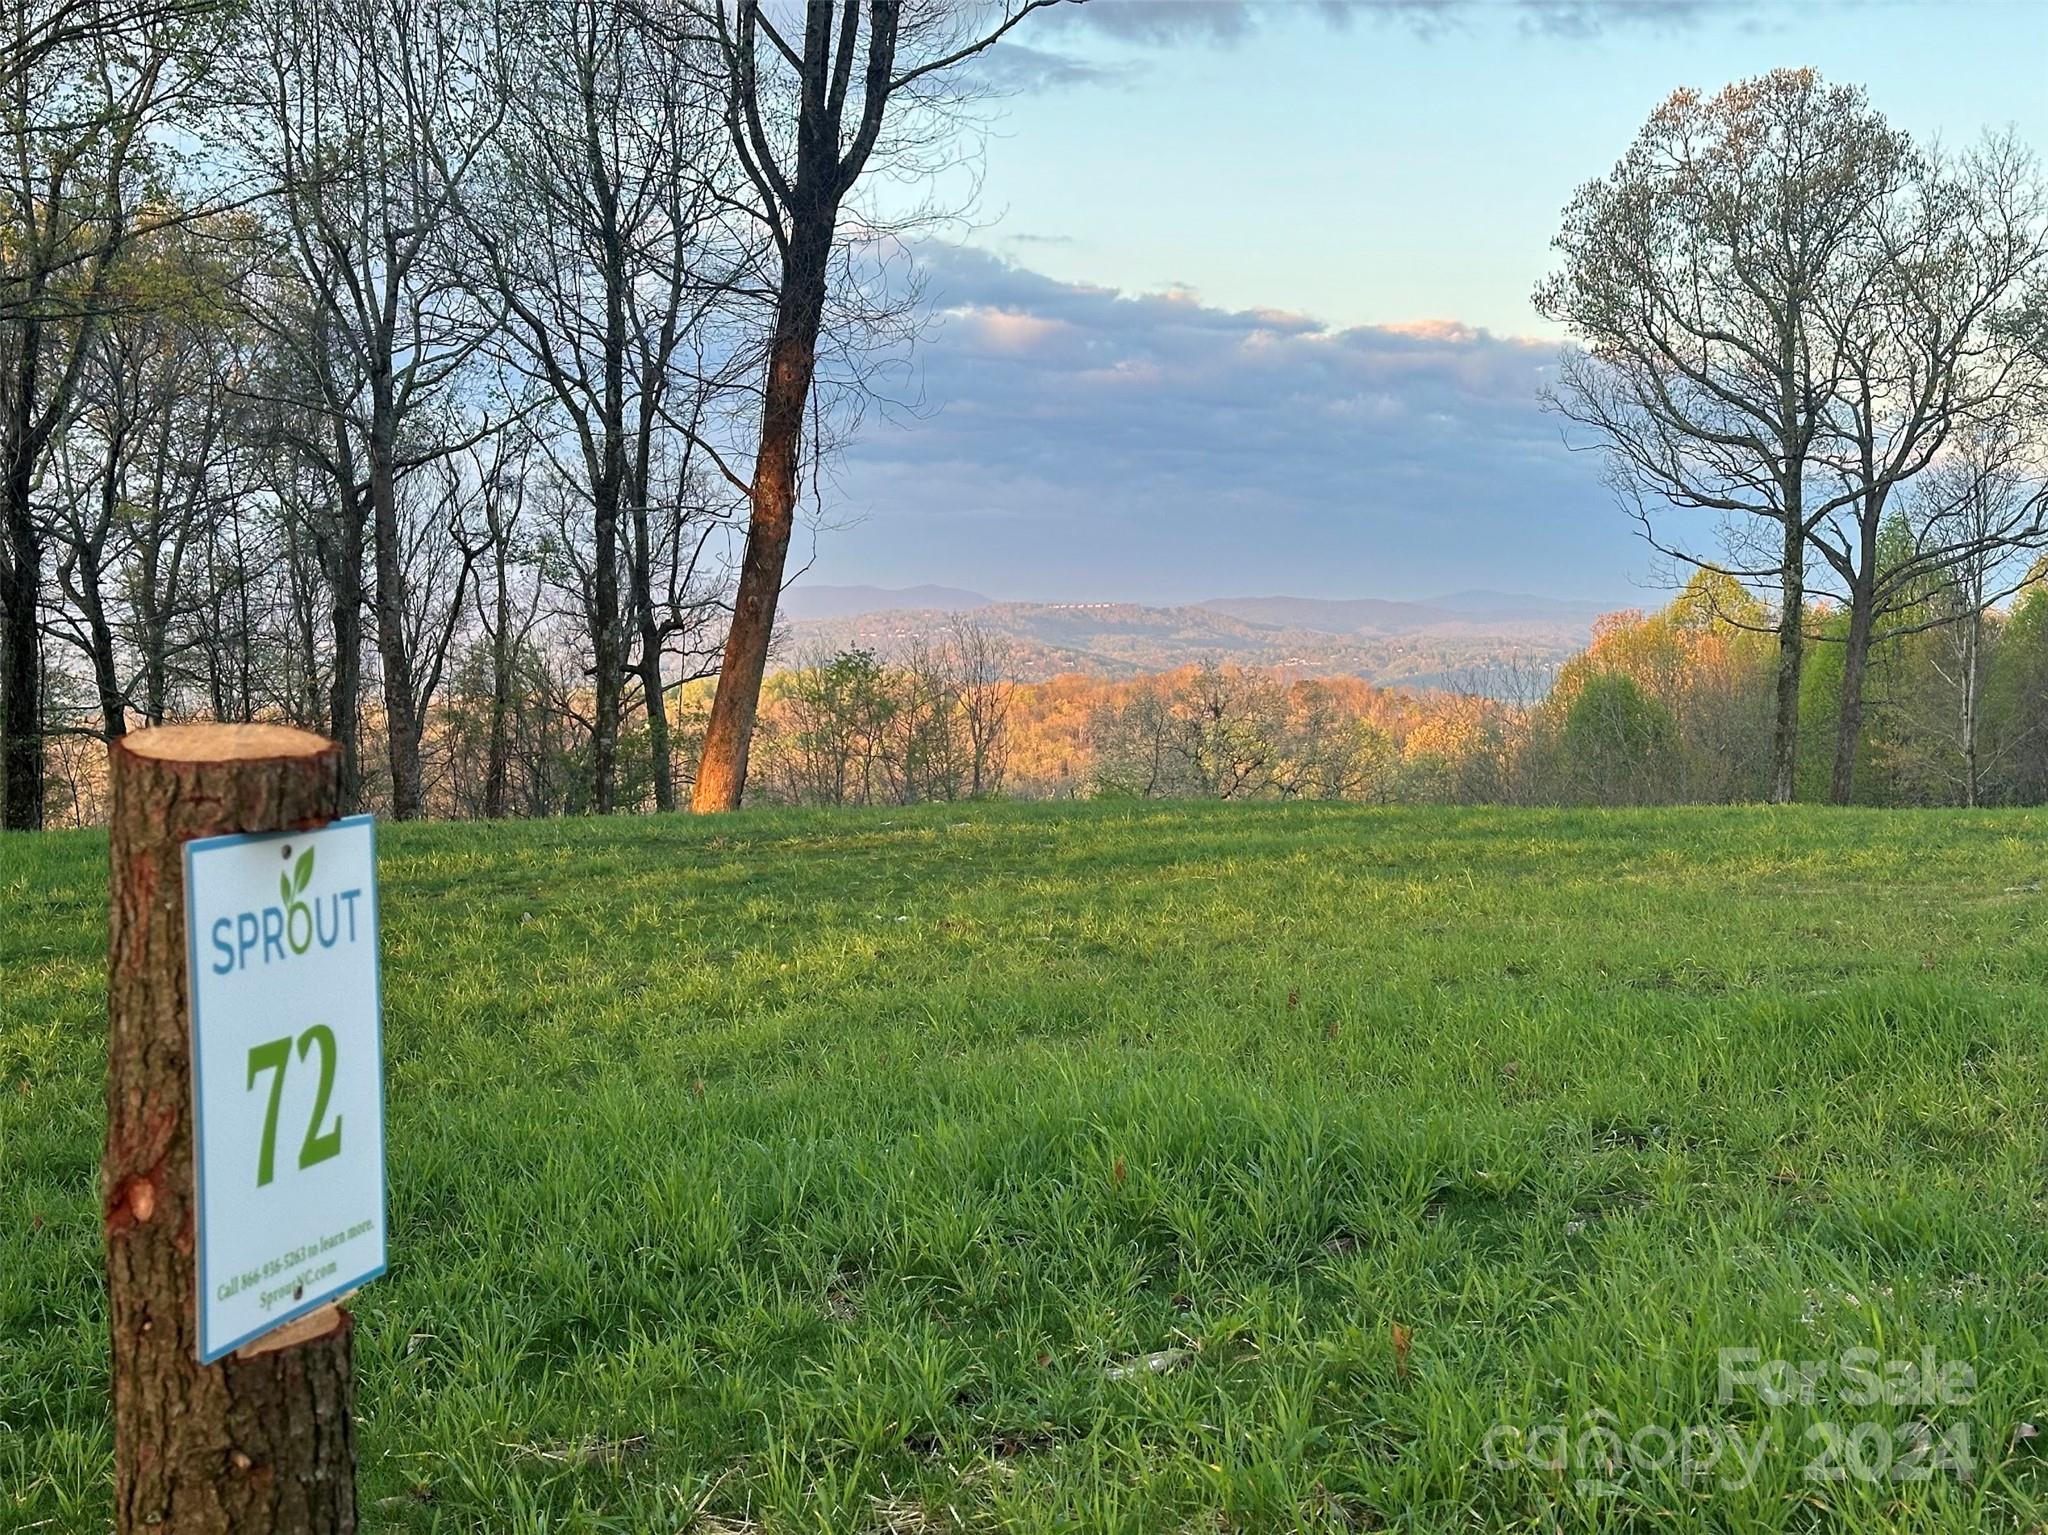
top-left (187, 814), bottom-right (387, 1362)
top-left (105, 724), bottom-right (382, 1535)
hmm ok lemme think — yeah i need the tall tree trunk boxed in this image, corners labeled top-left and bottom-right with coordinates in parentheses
top-left (136, 535), bottom-right (170, 728)
top-left (139, 601), bottom-right (171, 728)
top-left (291, 529), bottom-right (324, 730)
top-left (589, 474), bottom-right (622, 815)
top-left (484, 515), bottom-right (513, 821)
top-left (1770, 503), bottom-right (1804, 805)
top-left (77, 559), bottom-right (126, 739)
top-left (326, 490), bottom-right (366, 815)
top-left (366, 385), bottom-right (422, 820)
top-left (586, 260), bottom-right (629, 816)
top-left (1829, 482), bottom-right (1886, 805)
top-left (76, 416), bottom-right (128, 738)
top-left (1961, 602), bottom-right (1982, 809)
top-left (2, 451), bottom-right (43, 830)
top-left (3, 310), bottom-right (47, 829)
top-left (692, 221), bottom-right (832, 813)
top-left (1830, 582), bottom-right (1875, 806)
top-left (106, 723), bottom-right (357, 1534)
top-left (630, 501), bottom-right (672, 811)
top-left (140, 609), bottom-right (170, 726)
top-left (637, 628), bottom-right (671, 811)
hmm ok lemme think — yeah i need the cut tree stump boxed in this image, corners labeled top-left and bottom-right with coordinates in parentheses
top-left (105, 724), bottom-right (358, 1535)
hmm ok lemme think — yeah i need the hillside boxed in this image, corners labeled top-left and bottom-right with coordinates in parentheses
top-left (777, 583), bottom-right (992, 622)
top-left (9, 803), bottom-right (2048, 1530)
top-left (776, 590), bottom-right (1608, 690)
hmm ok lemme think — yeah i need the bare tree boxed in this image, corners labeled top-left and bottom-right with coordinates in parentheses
top-left (451, 0), bottom-right (748, 811)
top-left (946, 613), bottom-right (1011, 797)
top-left (684, 0), bottom-right (1071, 812)
top-left (234, 0), bottom-right (503, 817)
top-left (1536, 69), bottom-right (1917, 803)
top-left (1806, 135), bottom-right (2048, 800)
top-left (2, 0), bottom-right (219, 826)
top-left (1915, 421), bottom-right (2048, 804)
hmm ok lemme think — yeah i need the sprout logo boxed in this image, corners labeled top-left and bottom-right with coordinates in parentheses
top-left (281, 846), bottom-right (317, 953)
top-left (209, 841), bottom-right (366, 975)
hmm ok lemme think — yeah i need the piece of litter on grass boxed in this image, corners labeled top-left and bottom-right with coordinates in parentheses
top-left (511, 1433), bottom-right (653, 1468)
top-left (1105, 1347), bottom-right (1190, 1381)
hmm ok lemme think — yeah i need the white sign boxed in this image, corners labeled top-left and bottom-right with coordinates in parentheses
top-left (185, 814), bottom-right (387, 1363)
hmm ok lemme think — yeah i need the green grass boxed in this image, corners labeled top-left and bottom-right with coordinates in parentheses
top-left (8, 801), bottom-right (2048, 1532)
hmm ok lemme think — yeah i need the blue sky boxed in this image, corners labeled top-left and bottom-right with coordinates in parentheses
top-left (806, 0), bottom-right (2048, 606)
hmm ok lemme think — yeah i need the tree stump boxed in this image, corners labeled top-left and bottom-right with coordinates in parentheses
top-left (105, 724), bottom-right (357, 1534)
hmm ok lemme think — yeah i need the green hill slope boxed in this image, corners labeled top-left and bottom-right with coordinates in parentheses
top-left (6, 803), bottom-right (2048, 1530)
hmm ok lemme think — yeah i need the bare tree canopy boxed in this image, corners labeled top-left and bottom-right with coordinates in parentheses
top-left (1538, 68), bottom-right (2048, 804)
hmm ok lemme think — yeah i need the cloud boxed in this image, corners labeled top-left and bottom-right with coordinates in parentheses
top-left (1039, 0), bottom-right (1754, 45)
top-left (985, 0), bottom-right (1763, 96)
top-left (1049, 0), bottom-right (1269, 43)
top-left (967, 40), bottom-right (1129, 92)
top-left (1510, 0), bottom-right (1758, 38)
top-left (820, 247), bottom-right (1635, 602)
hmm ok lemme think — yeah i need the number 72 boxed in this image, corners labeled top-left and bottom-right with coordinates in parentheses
top-left (246, 1026), bottom-right (344, 1187)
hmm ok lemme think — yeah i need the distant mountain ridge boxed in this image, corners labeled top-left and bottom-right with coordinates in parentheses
top-left (775, 584), bottom-right (1619, 692)
top-left (777, 583), bottom-right (990, 621)
top-left (1196, 591), bottom-right (1609, 635)
top-left (784, 583), bottom-right (1614, 631)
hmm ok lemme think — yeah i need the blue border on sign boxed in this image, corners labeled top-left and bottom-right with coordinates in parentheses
top-left (184, 812), bottom-right (388, 1365)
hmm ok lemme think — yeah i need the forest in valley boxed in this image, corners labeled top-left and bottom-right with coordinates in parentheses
top-left (683, 560), bottom-right (2048, 812)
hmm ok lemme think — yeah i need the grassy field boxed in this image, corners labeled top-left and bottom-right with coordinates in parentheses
top-left (7, 802), bottom-right (2048, 1532)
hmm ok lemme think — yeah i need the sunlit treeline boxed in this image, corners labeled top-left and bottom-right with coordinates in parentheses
top-left (744, 566), bottom-right (2048, 812)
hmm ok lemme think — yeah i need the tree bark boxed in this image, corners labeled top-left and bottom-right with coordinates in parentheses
top-left (585, 239), bottom-right (629, 817)
top-left (3, 421), bottom-right (45, 830)
top-left (106, 723), bottom-right (358, 1534)
top-left (320, 408), bottom-right (369, 814)
top-left (327, 506), bottom-right (366, 817)
top-left (79, 552), bottom-right (127, 740)
top-left (483, 507), bottom-right (514, 821)
top-left (629, 496), bottom-right (672, 812)
top-left (1961, 604), bottom-right (1982, 809)
top-left (1830, 563), bottom-right (1879, 806)
top-left (135, 524), bottom-right (175, 729)
top-left (1770, 504), bottom-right (1804, 804)
top-left (691, 221), bottom-right (832, 813)
top-left (69, 452), bottom-right (128, 739)
top-left (589, 476), bottom-right (622, 816)
top-left (366, 384), bottom-right (423, 821)
top-left (636, 622), bottom-right (672, 812)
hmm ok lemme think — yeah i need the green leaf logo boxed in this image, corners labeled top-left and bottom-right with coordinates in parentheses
top-left (293, 848), bottom-right (315, 895)
top-left (280, 872), bottom-right (293, 906)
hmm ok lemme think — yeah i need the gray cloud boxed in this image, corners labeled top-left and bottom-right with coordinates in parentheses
top-left (820, 247), bottom-right (1634, 602)
top-left (997, 0), bottom-right (1760, 94)
top-left (1041, 0), bottom-right (1753, 45)
top-left (1511, 0), bottom-right (1757, 39)
top-left (1050, 0), bottom-right (1267, 43)
top-left (968, 40), bottom-right (1131, 92)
